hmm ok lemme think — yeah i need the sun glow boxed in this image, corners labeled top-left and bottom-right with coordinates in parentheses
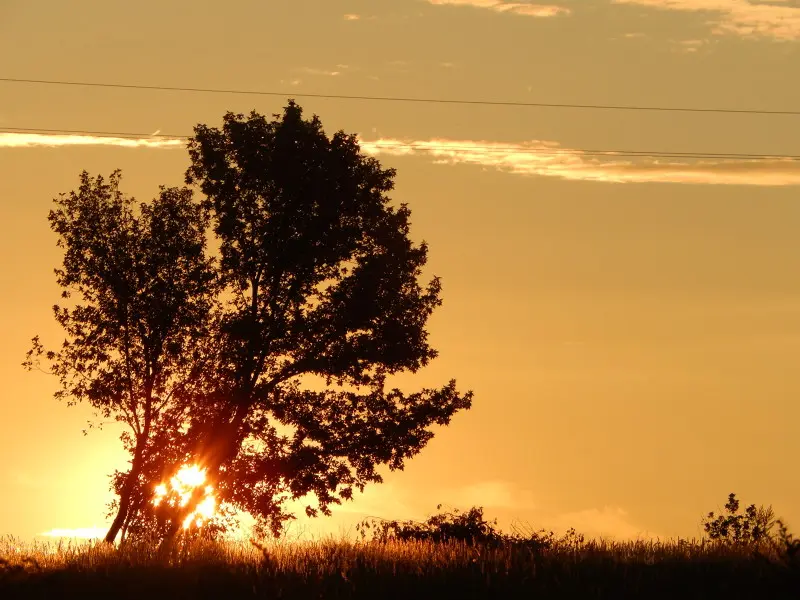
top-left (152, 464), bottom-right (218, 530)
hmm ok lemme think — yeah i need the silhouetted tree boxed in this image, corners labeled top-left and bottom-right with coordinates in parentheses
top-left (24, 172), bottom-right (216, 544)
top-left (702, 492), bottom-right (776, 545)
top-left (167, 101), bottom-right (473, 539)
top-left (27, 102), bottom-right (473, 543)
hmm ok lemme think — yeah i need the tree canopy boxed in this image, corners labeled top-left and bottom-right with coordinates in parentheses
top-left (25, 171), bottom-right (216, 542)
top-left (27, 101), bottom-right (473, 542)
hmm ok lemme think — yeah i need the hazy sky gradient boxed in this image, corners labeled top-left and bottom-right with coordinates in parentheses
top-left (1, 0), bottom-right (799, 541)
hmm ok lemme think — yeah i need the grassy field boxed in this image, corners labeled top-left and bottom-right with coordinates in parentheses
top-left (1, 535), bottom-right (798, 599)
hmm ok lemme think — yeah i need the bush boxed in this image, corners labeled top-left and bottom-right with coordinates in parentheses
top-left (356, 505), bottom-right (503, 546)
top-left (702, 493), bottom-right (776, 545)
top-left (767, 519), bottom-right (800, 568)
top-left (356, 505), bottom-right (585, 551)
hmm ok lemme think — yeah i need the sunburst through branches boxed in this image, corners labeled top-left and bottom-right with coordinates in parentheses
top-left (152, 464), bottom-right (217, 530)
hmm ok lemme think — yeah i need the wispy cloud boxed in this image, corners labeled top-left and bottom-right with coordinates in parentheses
top-left (441, 480), bottom-right (538, 510)
top-left (546, 506), bottom-right (661, 540)
top-left (325, 479), bottom-right (536, 519)
top-left (360, 137), bottom-right (800, 185)
top-left (343, 13), bottom-right (377, 21)
top-left (41, 527), bottom-right (107, 539)
top-left (299, 67), bottom-right (343, 77)
top-left (0, 133), bottom-right (184, 149)
top-left (675, 38), bottom-right (707, 52)
top-left (426, 0), bottom-right (571, 17)
top-left (322, 482), bottom-right (421, 521)
top-left (6, 132), bottom-right (798, 187)
top-left (322, 481), bottom-right (657, 541)
top-left (613, 0), bottom-right (800, 40)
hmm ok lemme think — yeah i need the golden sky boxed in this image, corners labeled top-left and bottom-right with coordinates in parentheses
top-left (1, 0), bottom-right (799, 542)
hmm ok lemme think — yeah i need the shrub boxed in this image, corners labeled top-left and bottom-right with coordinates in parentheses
top-left (767, 519), bottom-right (800, 568)
top-left (702, 493), bottom-right (776, 545)
top-left (356, 505), bottom-right (585, 551)
top-left (356, 505), bottom-right (503, 546)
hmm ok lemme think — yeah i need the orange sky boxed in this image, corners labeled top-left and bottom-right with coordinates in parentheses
top-left (1, 0), bottom-right (799, 542)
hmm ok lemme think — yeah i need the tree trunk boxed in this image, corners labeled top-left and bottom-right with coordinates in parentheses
top-left (104, 484), bottom-right (134, 543)
top-left (104, 446), bottom-right (146, 544)
top-left (158, 518), bottom-right (182, 557)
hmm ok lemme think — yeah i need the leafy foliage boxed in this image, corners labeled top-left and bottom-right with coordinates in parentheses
top-left (28, 102), bottom-right (473, 542)
top-left (175, 102), bottom-right (472, 537)
top-left (24, 171), bottom-right (217, 543)
top-left (356, 505), bottom-right (503, 546)
top-left (356, 504), bottom-right (585, 551)
top-left (702, 493), bottom-right (776, 545)
top-left (758, 519), bottom-right (800, 569)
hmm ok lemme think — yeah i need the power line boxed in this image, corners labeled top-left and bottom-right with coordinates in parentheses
top-left (2, 76), bottom-right (800, 117)
top-left (3, 126), bottom-right (799, 161)
top-left (0, 126), bottom-right (186, 139)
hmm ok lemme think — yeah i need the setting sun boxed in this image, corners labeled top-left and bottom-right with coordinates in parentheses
top-left (4, 2), bottom-right (800, 598)
top-left (153, 464), bottom-right (218, 530)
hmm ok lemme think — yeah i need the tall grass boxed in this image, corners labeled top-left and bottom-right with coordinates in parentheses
top-left (1, 534), bottom-right (798, 599)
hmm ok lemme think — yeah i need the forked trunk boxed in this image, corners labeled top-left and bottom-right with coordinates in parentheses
top-left (104, 480), bottom-right (135, 544)
top-left (104, 445), bottom-right (146, 544)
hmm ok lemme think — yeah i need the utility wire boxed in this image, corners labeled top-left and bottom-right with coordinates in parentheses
top-left (2, 77), bottom-right (800, 116)
top-left (0, 126), bottom-right (187, 139)
top-left (3, 126), bottom-right (799, 161)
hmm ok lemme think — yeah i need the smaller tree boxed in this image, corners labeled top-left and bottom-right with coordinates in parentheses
top-left (702, 492), bottom-right (776, 545)
top-left (24, 171), bottom-right (217, 544)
